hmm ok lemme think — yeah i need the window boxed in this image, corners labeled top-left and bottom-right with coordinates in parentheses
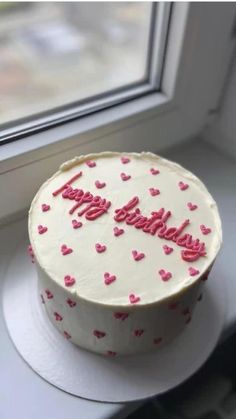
top-left (0, 2), bottom-right (170, 142)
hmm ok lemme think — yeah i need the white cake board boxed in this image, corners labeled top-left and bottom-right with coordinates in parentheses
top-left (2, 241), bottom-right (225, 403)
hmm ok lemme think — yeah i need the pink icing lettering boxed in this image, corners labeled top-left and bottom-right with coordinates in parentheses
top-left (126, 209), bottom-right (141, 225)
top-left (85, 200), bottom-right (111, 220)
top-left (114, 196), bottom-right (139, 222)
top-left (172, 219), bottom-right (190, 241)
top-left (52, 172), bottom-right (82, 196)
top-left (157, 225), bottom-right (167, 238)
top-left (134, 216), bottom-right (148, 229)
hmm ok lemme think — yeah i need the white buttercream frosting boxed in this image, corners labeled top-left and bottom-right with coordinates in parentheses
top-left (29, 152), bottom-right (222, 308)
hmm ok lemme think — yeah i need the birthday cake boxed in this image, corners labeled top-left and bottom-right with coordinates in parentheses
top-left (28, 152), bottom-right (222, 356)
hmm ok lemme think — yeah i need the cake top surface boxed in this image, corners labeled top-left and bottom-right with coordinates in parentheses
top-left (28, 151), bottom-right (222, 307)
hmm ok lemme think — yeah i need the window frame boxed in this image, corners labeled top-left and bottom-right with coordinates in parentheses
top-left (0, 2), bottom-right (235, 223)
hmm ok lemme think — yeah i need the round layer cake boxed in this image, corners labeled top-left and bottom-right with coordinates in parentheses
top-left (28, 152), bottom-right (222, 356)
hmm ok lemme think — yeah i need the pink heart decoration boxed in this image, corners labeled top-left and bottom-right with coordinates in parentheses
top-left (163, 245), bottom-right (173, 255)
top-left (106, 351), bottom-right (117, 356)
top-left (129, 294), bottom-right (140, 304)
top-left (114, 312), bottom-right (129, 321)
top-left (93, 330), bottom-right (106, 339)
top-left (61, 244), bottom-right (73, 255)
top-left (28, 245), bottom-right (34, 261)
top-left (187, 202), bottom-right (198, 211)
top-left (72, 219), bottom-right (83, 229)
top-left (121, 156), bottom-right (130, 164)
top-left (95, 180), bottom-right (106, 189)
top-left (120, 172), bottom-right (131, 181)
top-left (41, 203), bottom-right (50, 212)
top-left (86, 160), bottom-right (96, 168)
top-left (188, 267), bottom-right (200, 276)
top-left (149, 187), bottom-right (160, 196)
top-left (153, 337), bottom-right (162, 345)
top-left (38, 225), bottom-right (48, 234)
top-left (64, 331), bottom-right (71, 339)
top-left (178, 181), bottom-right (189, 191)
top-left (64, 275), bottom-right (76, 287)
top-left (54, 312), bottom-right (63, 321)
top-left (133, 329), bottom-right (144, 337)
top-left (45, 289), bottom-right (53, 299)
top-left (104, 272), bottom-right (116, 285)
top-left (95, 243), bottom-right (106, 253)
top-left (113, 226), bottom-right (124, 237)
top-left (132, 250), bottom-right (145, 261)
top-left (66, 298), bottom-right (76, 307)
top-left (200, 224), bottom-right (212, 235)
top-left (159, 269), bottom-right (172, 281)
top-left (150, 168), bottom-right (160, 175)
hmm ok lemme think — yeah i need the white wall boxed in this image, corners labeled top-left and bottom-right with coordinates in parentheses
top-left (204, 53), bottom-right (236, 160)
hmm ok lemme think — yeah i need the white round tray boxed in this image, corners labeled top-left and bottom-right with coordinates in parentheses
top-left (2, 241), bottom-right (225, 403)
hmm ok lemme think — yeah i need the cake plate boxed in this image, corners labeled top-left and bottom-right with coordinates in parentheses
top-left (2, 241), bottom-right (225, 403)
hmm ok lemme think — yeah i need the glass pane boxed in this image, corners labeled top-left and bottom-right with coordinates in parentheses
top-left (0, 2), bottom-right (152, 125)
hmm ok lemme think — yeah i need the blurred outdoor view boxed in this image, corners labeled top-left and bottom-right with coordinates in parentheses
top-left (0, 2), bottom-right (152, 126)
